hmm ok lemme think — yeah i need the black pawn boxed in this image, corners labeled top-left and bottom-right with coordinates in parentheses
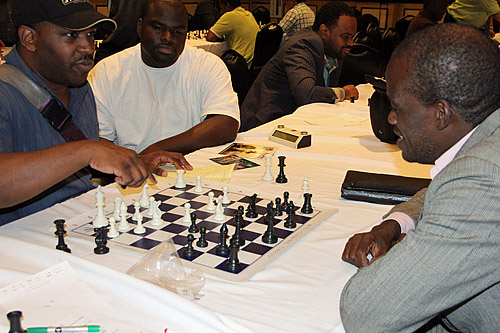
top-left (282, 191), bottom-right (290, 211)
top-left (275, 155), bottom-right (288, 183)
top-left (232, 213), bottom-right (246, 247)
top-left (262, 208), bottom-right (278, 244)
top-left (216, 223), bottom-right (230, 256)
top-left (301, 193), bottom-right (313, 214)
top-left (188, 212), bottom-right (199, 233)
top-left (54, 219), bottom-right (71, 253)
top-left (196, 226), bottom-right (208, 247)
top-left (7, 310), bottom-right (24, 333)
top-left (183, 234), bottom-right (196, 259)
top-left (275, 197), bottom-right (283, 216)
top-left (226, 242), bottom-right (241, 272)
top-left (284, 201), bottom-right (296, 229)
top-left (94, 226), bottom-right (109, 255)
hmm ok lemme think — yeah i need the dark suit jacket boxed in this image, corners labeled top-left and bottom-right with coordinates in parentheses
top-left (340, 108), bottom-right (500, 332)
top-left (240, 28), bottom-right (342, 131)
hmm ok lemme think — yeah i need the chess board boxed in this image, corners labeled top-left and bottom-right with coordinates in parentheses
top-left (67, 180), bottom-right (338, 282)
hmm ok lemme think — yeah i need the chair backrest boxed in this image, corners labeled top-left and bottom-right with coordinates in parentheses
top-left (394, 15), bottom-right (414, 40)
top-left (220, 49), bottom-right (250, 106)
top-left (357, 13), bottom-right (379, 33)
top-left (252, 6), bottom-right (270, 26)
top-left (251, 23), bottom-right (283, 69)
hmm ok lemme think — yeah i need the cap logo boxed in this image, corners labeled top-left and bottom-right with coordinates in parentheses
top-left (61, 0), bottom-right (92, 5)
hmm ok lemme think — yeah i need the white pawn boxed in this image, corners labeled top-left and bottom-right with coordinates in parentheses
top-left (139, 183), bottom-right (150, 207)
top-left (222, 186), bottom-right (230, 205)
top-left (194, 175), bottom-right (203, 193)
top-left (118, 210), bottom-right (130, 231)
top-left (262, 155), bottom-right (274, 181)
top-left (206, 191), bottom-right (216, 211)
top-left (134, 213), bottom-right (146, 234)
top-left (301, 176), bottom-right (309, 197)
top-left (108, 217), bottom-right (120, 238)
top-left (113, 197), bottom-right (122, 221)
top-left (214, 196), bottom-right (226, 221)
top-left (132, 201), bottom-right (140, 221)
top-left (150, 201), bottom-right (163, 226)
top-left (146, 196), bottom-right (155, 217)
top-left (182, 203), bottom-right (191, 223)
top-left (175, 169), bottom-right (186, 189)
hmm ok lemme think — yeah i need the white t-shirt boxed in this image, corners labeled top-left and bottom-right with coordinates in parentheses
top-left (89, 44), bottom-right (239, 153)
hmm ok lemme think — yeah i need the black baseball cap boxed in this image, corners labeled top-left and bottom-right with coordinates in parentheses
top-left (11, 0), bottom-right (116, 34)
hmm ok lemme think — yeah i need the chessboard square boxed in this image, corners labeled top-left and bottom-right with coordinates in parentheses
top-left (238, 248), bottom-right (261, 264)
top-left (207, 246), bottom-right (229, 258)
top-left (197, 221), bottom-right (220, 231)
top-left (161, 223), bottom-right (189, 234)
top-left (215, 260), bottom-right (249, 274)
top-left (112, 232), bottom-right (142, 245)
top-left (146, 230), bottom-right (177, 242)
top-left (153, 194), bottom-right (171, 202)
top-left (161, 212), bottom-right (183, 222)
top-left (243, 221), bottom-right (267, 234)
top-left (129, 237), bottom-right (161, 250)
top-left (224, 207), bottom-right (237, 216)
top-left (172, 234), bottom-right (188, 245)
top-left (127, 205), bottom-right (135, 214)
top-left (205, 231), bottom-right (221, 243)
top-left (176, 192), bottom-right (198, 200)
top-left (241, 229), bottom-right (260, 241)
top-left (177, 247), bottom-right (202, 261)
top-left (294, 215), bottom-right (311, 224)
top-left (242, 242), bottom-right (272, 255)
top-left (165, 197), bottom-right (192, 206)
top-left (158, 202), bottom-right (177, 212)
top-left (252, 216), bottom-right (272, 225)
top-left (274, 228), bottom-right (293, 239)
top-left (255, 205), bottom-right (268, 215)
top-left (192, 251), bottom-right (226, 267)
top-left (210, 189), bottom-right (223, 197)
top-left (194, 242), bottom-right (217, 252)
top-left (126, 226), bottom-right (156, 237)
top-left (237, 195), bottom-right (263, 204)
top-left (187, 201), bottom-right (205, 210)
top-left (191, 210), bottom-right (212, 220)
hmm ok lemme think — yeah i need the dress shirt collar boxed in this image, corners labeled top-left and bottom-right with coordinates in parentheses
top-left (430, 127), bottom-right (477, 179)
top-left (323, 56), bottom-right (338, 87)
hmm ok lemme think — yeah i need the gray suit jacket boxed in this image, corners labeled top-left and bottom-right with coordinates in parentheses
top-left (340, 108), bottom-right (500, 332)
top-left (239, 28), bottom-right (342, 132)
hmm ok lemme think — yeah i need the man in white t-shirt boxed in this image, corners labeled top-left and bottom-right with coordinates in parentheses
top-left (89, 0), bottom-right (240, 155)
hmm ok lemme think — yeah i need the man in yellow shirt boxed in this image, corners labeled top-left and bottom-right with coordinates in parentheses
top-left (206, 0), bottom-right (259, 68)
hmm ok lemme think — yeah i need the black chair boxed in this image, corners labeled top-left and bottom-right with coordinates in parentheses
top-left (252, 6), bottom-right (270, 26)
top-left (394, 15), bottom-right (415, 40)
top-left (251, 23), bottom-right (283, 70)
top-left (357, 13), bottom-right (379, 33)
top-left (220, 49), bottom-right (251, 107)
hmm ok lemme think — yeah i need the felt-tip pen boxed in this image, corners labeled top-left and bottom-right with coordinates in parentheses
top-left (25, 325), bottom-right (100, 333)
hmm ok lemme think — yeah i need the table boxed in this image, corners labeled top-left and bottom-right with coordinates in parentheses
top-left (186, 32), bottom-right (227, 56)
top-left (0, 84), bottom-right (431, 332)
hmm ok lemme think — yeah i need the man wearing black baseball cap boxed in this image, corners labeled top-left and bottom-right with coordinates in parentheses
top-left (0, 0), bottom-right (192, 224)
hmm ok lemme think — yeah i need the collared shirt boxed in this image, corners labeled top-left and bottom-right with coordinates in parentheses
top-left (324, 56), bottom-right (345, 102)
top-left (279, 2), bottom-right (315, 43)
top-left (390, 128), bottom-right (478, 233)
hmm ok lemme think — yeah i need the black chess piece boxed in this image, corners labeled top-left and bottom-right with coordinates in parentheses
top-left (226, 242), bottom-right (241, 272)
top-left (54, 219), bottom-right (71, 253)
top-left (183, 234), bottom-right (196, 259)
top-left (282, 191), bottom-right (290, 211)
top-left (262, 207), bottom-right (278, 244)
top-left (275, 156), bottom-right (288, 183)
top-left (188, 212), bottom-right (199, 233)
top-left (7, 310), bottom-right (24, 333)
top-left (301, 193), bottom-right (313, 214)
top-left (232, 213), bottom-right (246, 247)
top-left (245, 194), bottom-right (258, 218)
top-left (284, 201), bottom-right (296, 229)
top-left (275, 197), bottom-right (283, 216)
top-left (94, 226), bottom-right (109, 254)
top-left (216, 223), bottom-right (230, 256)
top-left (350, 96), bottom-right (355, 103)
top-left (196, 226), bottom-right (208, 247)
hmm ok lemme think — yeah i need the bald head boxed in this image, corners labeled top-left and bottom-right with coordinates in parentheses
top-left (143, 0), bottom-right (188, 19)
top-left (389, 23), bottom-right (500, 126)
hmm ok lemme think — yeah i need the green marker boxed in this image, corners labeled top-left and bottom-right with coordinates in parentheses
top-left (25, 325), bottom-right (100, 333)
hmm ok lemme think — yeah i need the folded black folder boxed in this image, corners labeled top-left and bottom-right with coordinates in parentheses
top-left (341, 170), bottom-right (431, 205)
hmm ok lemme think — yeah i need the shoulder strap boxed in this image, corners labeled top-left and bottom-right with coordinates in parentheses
top-left (0, 63), bottom-right (87, 142)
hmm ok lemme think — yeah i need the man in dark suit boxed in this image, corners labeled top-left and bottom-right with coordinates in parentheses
top-left (341, 23), bottom-right (500, 331)
top-left (239, 1), bottom-right (358, 132)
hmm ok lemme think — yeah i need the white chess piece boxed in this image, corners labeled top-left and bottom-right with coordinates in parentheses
top-left (120, 201), bottom-right (128, 220)
top-left (194, 175), bottom-right (203, 193)
top-left (146, 196), bottom-right (155, 217)
top-left (262, 155), bottom-right (274, 181)
top-left (132, 201), bottom-right (140, 221)
top-left (214, 196), bottom-right (226, 221)
top-left (134, 213), bottom-right (146, 234)
top-left (182, 203), bottom-right (191, 223)
top-left (301, 176), bottom-right (309, 197)
top-left (108, 217), bottom-right (120, 238)
top-left (139, 183), bottom-right (150, 207)
top-left (93, 186), bottom-right (108, 227)
top-left (150, 201), bottom-right (163, 226)
top-left (117, 210), bottom-right (130, 231)
top-left (113, 197), bottom-right (122, 221)
top-left (175, 169), bottom-right (186, 189)
top-left (206, 191), bottom-right (216, 211)
top-left (222, 186), bottom-right (230, 205)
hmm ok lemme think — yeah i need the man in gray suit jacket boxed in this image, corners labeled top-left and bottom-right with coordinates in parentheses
top-left (239, 1), bottom-right (358, 132)
top-left (340, 23), bottom-right (500, 332)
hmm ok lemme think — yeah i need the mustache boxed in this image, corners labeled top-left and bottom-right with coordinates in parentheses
top-left (75, 53), bottom-right (94, 63)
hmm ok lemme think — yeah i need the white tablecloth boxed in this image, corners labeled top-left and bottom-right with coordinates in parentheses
top-left (0, 84), bottom-right (431, 332)
top-left (186, 39), bottom-right (227, 56)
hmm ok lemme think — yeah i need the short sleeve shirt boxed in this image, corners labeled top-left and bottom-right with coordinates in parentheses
top-left (448, 0), bottom-right (500, 30)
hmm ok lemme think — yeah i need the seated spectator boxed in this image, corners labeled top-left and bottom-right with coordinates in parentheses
top-left (206, 0), bottom-right (259, 68)
top-left (191, 0), bottom-right (220, 31)
top-left (279, 0), bottom-right (315, 44)
top-left (239, 1), bottom-right (358, 132)
top-left (0, 0), bottom-right (190, 225)
top-left (89, 0), bottom-right (239, 156)
top-left (406, 0), bottom-right (448, 37)
top-left (445, 0), bottom-right (500, 36)
top-left (340, 23), bottom-right (500, 331)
